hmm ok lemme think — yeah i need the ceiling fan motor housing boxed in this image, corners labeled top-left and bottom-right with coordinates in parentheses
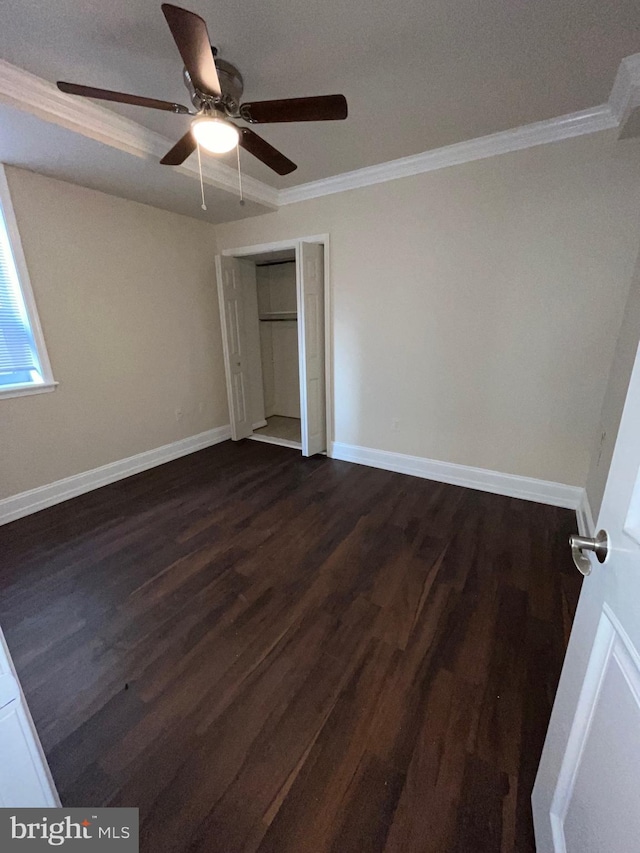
top-left (183, 53), bottom-right (244, 115)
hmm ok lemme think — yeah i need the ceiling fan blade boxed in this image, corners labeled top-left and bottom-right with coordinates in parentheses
top-left (57, 81), bottom-right (191, 113)
top-left (161, 4), bottom-right (221, 97)
top-left (240, 94), bottom-right (348, 124)
top-left (239, 128), bottom-right (297, 175)
top-left (160, 131), bottom-right (197, 165)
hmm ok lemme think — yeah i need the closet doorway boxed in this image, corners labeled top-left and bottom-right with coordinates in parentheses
top-left (216, 238), bottom-right (329, 456)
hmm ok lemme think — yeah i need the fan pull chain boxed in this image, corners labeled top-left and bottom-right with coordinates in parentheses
top-left (237, 144), bottom-right (245, 206)
top-left (196, 141), bottom-right (207, 211)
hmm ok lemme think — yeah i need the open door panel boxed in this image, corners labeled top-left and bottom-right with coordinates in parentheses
top-left (216, 255), bottom-right (253, 441)
top-left (297, 242), bottom-right (326, 456)
top-left (0, 627), bottom-right (60, 806)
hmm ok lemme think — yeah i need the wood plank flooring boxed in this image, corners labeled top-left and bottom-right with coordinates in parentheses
top-left (0, 440), bottom-right (581, 852)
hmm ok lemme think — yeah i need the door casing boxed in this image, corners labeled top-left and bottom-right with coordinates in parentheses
top-left (217, 235), bottom-right (333, 454)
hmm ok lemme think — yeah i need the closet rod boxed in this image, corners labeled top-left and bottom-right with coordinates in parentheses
top-left (259, 317), bottom-right (298, 322)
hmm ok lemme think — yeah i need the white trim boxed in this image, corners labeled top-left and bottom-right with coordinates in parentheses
top-left (331, 441), bottom-right (582, 509)
top-left (0, 61), bottom-right (278, 210)
top-left (0, 425), bottom-right (231, 526)
top-left (549, 605), bottom-right (640, 852)
top-left (576, 490), bottom-right (596, 537)
top-left (0, 381), bottom-right (58, 400)
top-left (252, 419), bottom-right (268, 430)
top-left (248, 434), bottom-right (302, 450)
top-left (2, 54), bottom-right (640, 212)
top-left (280, 53), bottom-right (640, 205)
top-left (221, 235), bottom-right (329, 257)
top-left (278, 105), bottom-right (617, 205)
top-left (319, 237), bottom-right (333, 453)
top-left (0, 163), bottom-right (56, 392)
top-left (609, 53), bottom-right (640, 125)
top-left (295, 243), bottom-right (308, 455)
top-left (219, 234), bottom-right (334, 453)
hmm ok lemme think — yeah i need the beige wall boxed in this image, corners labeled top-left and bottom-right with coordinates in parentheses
top-left (585, 252), bottom-right (640, 519)
top-left (216, 132), bottom-right (640, 486)
top-left (3, 130), bottom-right (639, 503)
top-left (1, 167), bottom-right (226, 500)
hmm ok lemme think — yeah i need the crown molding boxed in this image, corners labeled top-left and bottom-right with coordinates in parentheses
top-left (609, 53), bottom-right (640, 141)
top-left (0, 60), bottom-right (278, 209)
top-left (609, 53), bottom-right (640, 124)
top-left (1, 53), bottom-right (639, 213)
top-left (279, 53), bottom-right (640, 205)
top-left (278, 103), bottom-right (617, 205)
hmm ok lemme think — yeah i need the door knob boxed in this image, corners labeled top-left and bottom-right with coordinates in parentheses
top-left (569, 529), bottom-right (609, 576)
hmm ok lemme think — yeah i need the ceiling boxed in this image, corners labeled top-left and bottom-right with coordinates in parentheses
top-left (1, 0), bottom-right (639, 198)
top-left (0, 103), bottom-right (271, 223)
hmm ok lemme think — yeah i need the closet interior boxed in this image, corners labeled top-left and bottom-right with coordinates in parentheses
top-left (217, 241), bottom-right (327, 456)
top-left (253, 256), bottom-right (301, 446)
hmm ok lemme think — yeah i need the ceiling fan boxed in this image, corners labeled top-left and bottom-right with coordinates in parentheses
top-left (56, 3), bottom-right (348, 176)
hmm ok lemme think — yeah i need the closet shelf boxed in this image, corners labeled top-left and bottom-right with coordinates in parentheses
top-left (259, 312), bottom-right (298, 321)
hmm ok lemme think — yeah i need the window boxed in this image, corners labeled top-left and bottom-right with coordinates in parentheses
top-left (0, 165), bottom-right (55, 398)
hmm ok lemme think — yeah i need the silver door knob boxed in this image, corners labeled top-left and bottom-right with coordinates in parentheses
top-left (569, 529), bottom-right (609, 576)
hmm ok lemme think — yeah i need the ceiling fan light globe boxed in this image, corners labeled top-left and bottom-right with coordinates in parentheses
top-left (191, 117), bottom-right (239, 153)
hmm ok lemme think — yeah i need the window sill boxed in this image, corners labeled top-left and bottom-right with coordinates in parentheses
top-left (0, 381), bottom-right (58, 400)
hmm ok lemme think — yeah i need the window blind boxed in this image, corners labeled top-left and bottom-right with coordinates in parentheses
top-left (0, 205), bottom-right (40, 379)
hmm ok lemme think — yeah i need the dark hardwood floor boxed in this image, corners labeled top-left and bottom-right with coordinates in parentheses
top-left (0, 440), bottom-right (581, 852)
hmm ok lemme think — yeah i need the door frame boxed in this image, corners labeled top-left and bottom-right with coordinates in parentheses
top-left (218, 234), bottom-right (333, 455)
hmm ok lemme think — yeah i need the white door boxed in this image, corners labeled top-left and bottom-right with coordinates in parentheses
top-left (216, 255), bottom-right (252, 440)
top-left (532, 338), bottom-right (640, 852)
top-left (0, 628), bottom-right (59, 806)
top-left (297, 242), bottom-right (326, 457)
top-left (239, 259), bottom-right (266, 431)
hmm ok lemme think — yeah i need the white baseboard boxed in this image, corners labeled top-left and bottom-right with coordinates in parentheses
top-left (0, 425), bottom-right (232, 526)
top-left (330, 441), bottom-right (583, 509)
top-left (252, 420), bottom-right (268, 430)
top-left (576, 490), bottom-right (596, 536)
top-left (1, 430), bottom-right (588, 527)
